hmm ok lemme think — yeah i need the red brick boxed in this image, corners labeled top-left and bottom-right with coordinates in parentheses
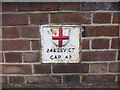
top-left (81, 51), bottom-right (116, 61)
top-left (53, 64), bottom-right (89, 73)
top-left (90, 63), bottom-right (108, 73)
top-left (9, 76), bottom-right (25, 84)
top-left (82, 75), bottom-right (116, 84)
top-left (92, 39), bottom-right (109, 49)
top-left (32, 40), bottom-right (40, 50)
top-left (21, 26), bottom-right (39, 38)
top-left (30, 13), bottom-right (48, 25)
top-left (51, 13), bottom-right (91, 24)
top-left (109, 62), bottom-right (119, 73)
top-left (34, 64), bottom-right (51, 74)
top-left (2, 14), bottom-right (28, 26)
top-left (2, 40), bottom-right (30, 51)
top-left (23, 52), bottom-right (39, 62)
top-left (26, 76), bottom-right (61, 84)
top-left (63, 75), bottom-right (80, 84)
top-left (111, 38), bottom-right (119, 49)
top-left (2, 65), bottom-right (32, 74)
top-left (18, 3), bottom-right (59, 11)
top-left (5, 52), bottom-right (22, 63)
top-left (2, 27), bottom-right (20, 38)
top-left (84, 26), bottom-right (119, 37)
top-left (113, 13), bottom-right (120, 24)
top-left (62, 2), bottom-right (81, 10)
top-left (82, 39), bottom-right (89, 49)
top-left (93, 13), bottom-right (111, 23)
top-left (2, 3), bottom-right (16, 12)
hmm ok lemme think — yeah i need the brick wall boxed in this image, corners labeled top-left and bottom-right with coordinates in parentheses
top-left (1, 2), bottom-right (120, 88)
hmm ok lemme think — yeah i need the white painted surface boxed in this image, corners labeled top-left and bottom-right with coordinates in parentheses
top-left (40, 25), bottom-right (81, 63)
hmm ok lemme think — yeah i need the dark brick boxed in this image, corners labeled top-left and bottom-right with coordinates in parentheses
top-left (82, 39), bottom-right (89, 49)
top-left (92, 39), bottom-right (109, 49)
top-left (26, 76), bottom-right (61, 84)
top-left (2, 14), bottom-right (28, 26)
top-left (9, 76), bottom-right (25, 84)
top-left (32, 40), bottom-right (40, 50)
top-left (84, 26), bottom-right (119, 37)
top-left (51, 13), bottom-right (91, 24)
top-left (118, 50), bottom-right (120, 60)
top-left (2, 65), bottom-right (32, 74)
top-left (90, 63), bottom-right (108, 73)
top-left (81, 51), bottom-right (117, 61)
top-left (23, 52), bottom-right (39, 62)
top-left (34, 64), bottom-right (51, 74)
top-left (2, 40), bottom-right (30, 51)
top-left (61, 2), bottom-right (81, 10)
top-left (2, 3), bottom-right (16, 12)
top-left (63, 75), bottom-right (80, 84)
top-left (82, 2), bottom-right (97, 11)
top-left (82, 75), bottom-right (116, 84)
top-left (109, 62), bottom-right (119, 73)
top-left (2, 27), bottom-right (20, 38)
top-left (113, 13), bottom-right (120, 24)
top-left (21, 26), bottom-right (39, 38)
top-left (5, 52), bottom-right (22, 63)
top-left (18, 3), bottom-right (59, 11)
top-left (93, 13), bottom-right (111, 23)
top-left (111, 38), bottom-right (120, 49)
top-left (53, 64), bottom-right (89, 73)
top-left (30, 13), bottom-right (48, 25)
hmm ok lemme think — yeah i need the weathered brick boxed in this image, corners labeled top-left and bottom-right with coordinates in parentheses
top-left (109, 62), bottom-right (119, 73)
top-left (84, 26), bottom-right (119, 37)
top-left (81, 51), bottom-right (116, 61)
top-left (111, 38), bottom-right (119, 49)
top-left (9, 76), bottom-right (25, 84)
top-left (113, 13), bottom-right (120, 24)
top-left (92, 39), bottom-right (109, 49)
top-left (61, 2), bottom-right (81, 10)
top-left (30, 13), bottom-right (48, 25)
top-left (51, 13), bottom-right (91, 24)
top-left (0, 52), bottom-right (4, 62)
top-left (0, 76), bottom-right (7, 84)
top-left (18, 3), bottom-right (59, 11)
top-left (2, 27), bottom-right (20, 38)
top-left (32, 40), bottom-right (40, 50)
top-left (63, 75), bottom-right (80, 84)
top-left (82, 75), bottom-right (116, 84)
top-left (26, 76), bottom-right (61, 84)
top-left (90, 63), bottom-right (108, 73)
top-left (2, 14), bottom-right (28, 26)
top-left (2, 65), bottom-right (32, 74)
top-left (34, 64), bottom-right (51, 74)
top-left (5, 52), bottom-right (22, 63)
top-left (2, 40), bottom-right (30, 51)
top-left (93, 13), bottom-right (111, 23)
top-left (53, 64), bottom-right (89, 73)
top-left (82, 39), bottom-right (89, 49)
top-left (23, 52), bottom-right (39, 62)
top-left (21, 26), bottom-right (39, 38)
top-left (2, 3), bottom-right (16, 12)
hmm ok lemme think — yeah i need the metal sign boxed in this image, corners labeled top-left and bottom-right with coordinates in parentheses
top-left (40, 25), bottom-right (81, 63)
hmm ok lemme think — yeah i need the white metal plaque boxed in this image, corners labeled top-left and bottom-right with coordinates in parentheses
top-left (40, 25), bottom-right (81, 63)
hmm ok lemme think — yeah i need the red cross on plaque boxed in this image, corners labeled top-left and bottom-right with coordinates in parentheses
top-left (52, 27), bottom-right (69, 47)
